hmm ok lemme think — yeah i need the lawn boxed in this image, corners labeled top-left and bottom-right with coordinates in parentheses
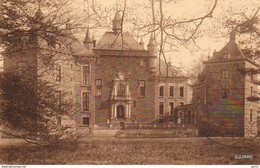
top-left (0, 137), bottom-right (259, 165)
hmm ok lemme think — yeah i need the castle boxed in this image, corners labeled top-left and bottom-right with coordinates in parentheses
top-left (2, 10), bottom-right (259, 137)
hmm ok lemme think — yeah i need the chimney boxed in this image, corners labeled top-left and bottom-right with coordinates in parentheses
top-left (230, 31), bottom-right (236, 42)
top-left (168, 56), bottom-right (172, 66)
top-left (139, 38), bottom-right (144, 48)
top-left (112, 10), bottom-right (122, 34)
top-left (92, 33), bottom-right (96, 47)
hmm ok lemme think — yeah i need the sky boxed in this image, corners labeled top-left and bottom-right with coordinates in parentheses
top-left (0, 0), bottom-right (259, 71)
top-left (72, 0), bottom-right (259, 71)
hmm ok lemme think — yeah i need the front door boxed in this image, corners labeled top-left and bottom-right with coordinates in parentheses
top-left (117, 105), bottom-right (125, 118)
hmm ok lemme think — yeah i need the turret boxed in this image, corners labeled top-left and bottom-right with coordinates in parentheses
top-left (83, 28), bottom-right (94, 50)
top-left (112, 10), bottom-right (122, 34)
top-left (32, 6), bottom-right (43, 29)
top-left (147, 33), bottom-right (157, 71)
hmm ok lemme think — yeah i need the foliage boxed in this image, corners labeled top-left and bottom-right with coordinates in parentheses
top-left (0, 0), bottom-right (84, 145)
top-left (0, 71), bottom-right (75, 146)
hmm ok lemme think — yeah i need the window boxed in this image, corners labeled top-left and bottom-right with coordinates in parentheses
top-left (159, 102), bottom-right (164, 115)
top-left (250, 86), bottom-right (253, 97)
top-left (221, 70), bottom-right (228, 79)
top-left (82, 66), bottom-right (90, 85)
top-left (139, 80), bottom-right (146, 97)
top-left (57, 117), bottom-right (61, 126)
top-left (159, 86), bottom-right (164, 97)
top-left (96, 79), bottom-right (102, 96)
top-left (251, 73), bottom-right (255, 81)
top-left (180, 102), bottom-right (184, 106)
top-left (55, 91), bottom-right (62, 110)
top-left (82, 92), bottom-right (90, 111)
top-left (222, 50), bottom-right (230, 59)
top-left (179, 86), bottom-right (184, 98)
top-left (169, 86), bottom-right (174, 97)
top-left (133, 100), bottom-right (136, 107)
top-left (56, 66), bottom-right (61, 82)
top-left (221, 85), bottom-right (228, 99)
top-left (83, 117), bottom-right (90, 126)
top-left (17, 61), bottom-right (28, 71)
top-left (117, 84), bottom-right (125, 96)
top-left (169, 102), bottom-right (174, 115)
top-left (140, 60), bottom-right (144, 66)
top-left (250, 109), bottom-right (253, 122)
top-left (159, 118), bottom-right (164, 123)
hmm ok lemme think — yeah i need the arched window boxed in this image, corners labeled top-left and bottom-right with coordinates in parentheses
top-left (117, 84), bottom-right (125, 96)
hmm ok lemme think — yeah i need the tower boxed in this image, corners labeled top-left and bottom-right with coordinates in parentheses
top-left (147, 33), bottom-right (157, 71)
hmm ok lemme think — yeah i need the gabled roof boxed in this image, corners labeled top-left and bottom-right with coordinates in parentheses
top-left (208, 40), bottom-right (246, 62)
top-left (206, 39), bottom-right (259, 68)
top-left (94, 32), bottom-right (145, 51)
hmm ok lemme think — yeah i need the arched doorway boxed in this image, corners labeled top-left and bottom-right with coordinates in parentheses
top-left (117, 105), bottom-right (125, 118)
top-left (177, 110), bottom-right (184, 124)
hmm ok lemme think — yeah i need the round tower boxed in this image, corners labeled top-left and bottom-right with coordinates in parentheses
top-left (147, 33), bottom-right (157, 71)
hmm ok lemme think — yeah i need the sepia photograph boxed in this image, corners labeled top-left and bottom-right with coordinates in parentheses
top-left (0, 0), bottom-right (259, 167)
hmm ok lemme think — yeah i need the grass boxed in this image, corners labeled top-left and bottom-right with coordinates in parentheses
top-left (0, 137), bottom-right (259, 165)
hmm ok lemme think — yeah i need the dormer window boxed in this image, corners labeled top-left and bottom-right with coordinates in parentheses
top-left (117, 83), bottom-right (125, 96)
top-left (222, 51), bottom-right (230, 59)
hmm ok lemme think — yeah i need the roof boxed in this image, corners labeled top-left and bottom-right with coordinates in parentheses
top-left (94, 32), bottom-right (145, 51)
top-left (208, 41), bottom-right (246, 62)
top-left (206, 39), bottom-right (259, 68)
top-left (155, 59), bottom-right (187, 78)
top-left (72, 40), bottom-right (93, 56)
